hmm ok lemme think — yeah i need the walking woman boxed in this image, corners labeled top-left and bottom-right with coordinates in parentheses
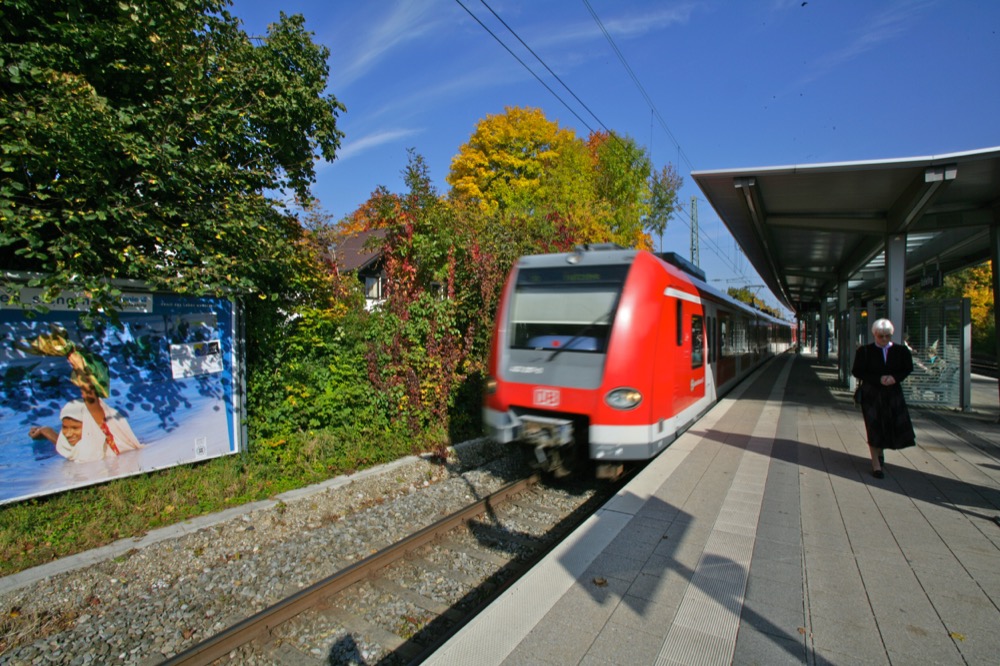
top-left (851, 318), bottom-right (916, 478)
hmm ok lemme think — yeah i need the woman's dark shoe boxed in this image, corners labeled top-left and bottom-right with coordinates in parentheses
top-left (872, 469), bottom-right (885, 479)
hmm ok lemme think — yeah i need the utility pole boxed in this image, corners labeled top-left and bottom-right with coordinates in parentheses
top-left (690, 196), bottom-right (699, 267)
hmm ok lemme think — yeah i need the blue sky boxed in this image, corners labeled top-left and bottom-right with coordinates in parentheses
top-left (229, 0), bottom-right (1000, 313)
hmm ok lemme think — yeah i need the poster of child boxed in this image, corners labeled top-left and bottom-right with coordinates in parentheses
top-left (22, 326), bottom-right (145, 462)
top-left (0, 291), bottom-right (242, 505)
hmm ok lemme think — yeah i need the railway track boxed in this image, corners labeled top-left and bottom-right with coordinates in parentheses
top-left (972, 357), bottom-right (998, 378)
top-left (159, 470), bottom-right (629, 665)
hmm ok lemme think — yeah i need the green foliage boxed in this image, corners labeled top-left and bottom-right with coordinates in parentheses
top-left (925, 260), bottom-right (995, 357)
top-left (447, 107), bottom-right (681, 252)
top-left (588, 131), bottom-right (652, 247)
top-left (648, 163), bottom-right (684, 241)
top-left (358, 154), bottom-right (477, 448)
top-left (0, 0), bottom-right (345, 312)
top-left (727, 286), bottom-right (781, 318)
top-left (246, 307), bottom-right (389, 441)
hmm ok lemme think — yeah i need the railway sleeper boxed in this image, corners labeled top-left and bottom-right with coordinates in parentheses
top-left (325, 605), bottom-right (424, 662)
top-left (447, 541), bottom-right (515, 567)
top-left (409, 555), bottom-right (482, 588)
top-left (371, 578), bottom-right (465, 622)
top-left (259, 640), bottom-right (326, 666)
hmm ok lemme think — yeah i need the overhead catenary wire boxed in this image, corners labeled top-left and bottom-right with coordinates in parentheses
top-left (582, 0), bottom-right (695, 174)
top-left (453, 0), bottom-right (597, 134)
top-left (455, 0), bottom-right (765, 298)
top-left (580, 1), bottom-right (757, 286)
top-left (458, 0), bottom-right (637, 157)
top-left (475, 0), bottom-right (613, 137)
top-left (673, 199), bottom-right (753, 282)
top-left (457, 0), bottom-right (685, 175)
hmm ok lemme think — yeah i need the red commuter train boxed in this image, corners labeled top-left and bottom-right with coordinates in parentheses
top-left (483, 244), bottom-right (795, 478)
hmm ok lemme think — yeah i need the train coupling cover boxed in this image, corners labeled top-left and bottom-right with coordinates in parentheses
top-left (518, 414), bottom-right (574, 450)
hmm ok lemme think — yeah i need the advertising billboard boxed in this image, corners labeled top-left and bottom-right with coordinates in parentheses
top-left (0, 287), bottom-right (243, 505)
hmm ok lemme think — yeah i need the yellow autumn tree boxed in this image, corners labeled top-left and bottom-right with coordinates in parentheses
top-left (936, 260), bottom-right (995, 356)
top-left (447, 106), bottom-right (589, 217)
top-left (447, 107), bottom-right (683, 251)
top-left (964, 262), bottom-right (993, 324)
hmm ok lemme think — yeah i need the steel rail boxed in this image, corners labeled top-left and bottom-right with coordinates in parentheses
top-left (159, 473), bottom-right (540, 666)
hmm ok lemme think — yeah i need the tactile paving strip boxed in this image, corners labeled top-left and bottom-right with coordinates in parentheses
top-left (654, 361), bottom-right (791, 666)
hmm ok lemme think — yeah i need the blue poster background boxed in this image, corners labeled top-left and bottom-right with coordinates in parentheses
top-left (0, 293), bottom-right (240, 505)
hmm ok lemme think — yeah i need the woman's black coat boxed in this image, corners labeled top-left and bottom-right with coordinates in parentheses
top-left (851, 342), bottom-right (916, 450)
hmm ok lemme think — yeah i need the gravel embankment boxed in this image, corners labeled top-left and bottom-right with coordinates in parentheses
top-left (0, 438), bottom-right (527, 665)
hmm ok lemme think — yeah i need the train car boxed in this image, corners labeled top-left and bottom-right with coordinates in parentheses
top-left (483, 244), bottom-right (794, 478)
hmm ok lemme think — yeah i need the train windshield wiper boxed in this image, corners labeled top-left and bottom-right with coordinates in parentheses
top-left (547, 307), bottom-right (615, 361)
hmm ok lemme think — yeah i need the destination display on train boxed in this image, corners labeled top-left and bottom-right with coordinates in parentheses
top-left (516, 264), bottom-right (630, 287)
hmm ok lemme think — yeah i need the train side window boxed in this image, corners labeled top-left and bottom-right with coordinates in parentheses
top-left (714, 316), bottom-right (719, 361)
top-left (691, 314), bottom-right (704, 369)
top-left (719, 315), bottom-right (729, 357)
top-left (676, 299), bottom-right (683, 346)
top-left (709, 315), bottom-right (715, 363)
top-left (706, 315), bottom-right (712, 363)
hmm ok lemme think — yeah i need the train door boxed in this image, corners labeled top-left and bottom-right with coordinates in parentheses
top-left (671, 294), bottom-right (707, 411)
top-left (717, 309), bottom-right (736, 387)
top-left (703, 303), bottom-right (718, 402)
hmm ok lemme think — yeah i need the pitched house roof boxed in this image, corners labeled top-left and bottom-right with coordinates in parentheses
top-left (333, 228), bottom-right (386, 273)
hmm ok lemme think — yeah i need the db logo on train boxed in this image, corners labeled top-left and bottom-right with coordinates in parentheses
top-left (533, 388), bottom-right (560, 408)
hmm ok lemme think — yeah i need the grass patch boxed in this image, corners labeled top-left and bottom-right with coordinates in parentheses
top-left (0, 424), bottom-right (422, 578)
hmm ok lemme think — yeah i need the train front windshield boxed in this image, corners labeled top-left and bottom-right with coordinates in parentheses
top-left (509, 264), bottom-right (629, 352)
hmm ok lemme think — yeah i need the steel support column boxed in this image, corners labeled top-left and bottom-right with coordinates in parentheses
top-left (885, 234), bottom-right (907, 342)
top-left (839, 282), bottom-right (850, 384)
top-left (819, 299), bottom-right (829, 364)
top-left (990, 223), bottom-right (1000, 418)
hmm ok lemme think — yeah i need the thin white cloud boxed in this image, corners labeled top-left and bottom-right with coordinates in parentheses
top-left (335, 1), bottom-right (451, 90)
top-left (335, 128), bottom-right (422, 162)
top-left (798, 0), bottom-right (934, 86)
top-left (534, 4), bottom-right (697, 48)
top-left (598, 5), bottom-right (698, 39)
top-left (362, 61), bottom-right (521, 130)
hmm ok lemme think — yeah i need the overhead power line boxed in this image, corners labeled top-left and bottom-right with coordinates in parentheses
top-left (475, 0), bottom-right (612, 136)
top-left (579, 2), bottom-right (756, 281)
top-left (673, 200), bottom-right (752, 281)
top-left (453, 0), bottom-right (597, 134)
top-left (581, 0), bottom-right (694, 174)
top-left (454, 0), bottom-right (757, 287)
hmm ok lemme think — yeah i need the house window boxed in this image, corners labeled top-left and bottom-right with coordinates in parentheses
top-left (365, 275), bottom-right (383, 300)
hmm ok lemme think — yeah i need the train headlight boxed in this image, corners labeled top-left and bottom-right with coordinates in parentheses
top-left (485, 377), bottom-right (498, 395)
top-left (605, 388), bottom-right (642, 410)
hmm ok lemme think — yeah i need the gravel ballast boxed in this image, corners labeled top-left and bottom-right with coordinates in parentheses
top-left (0, 438), bottom-right (528, 665)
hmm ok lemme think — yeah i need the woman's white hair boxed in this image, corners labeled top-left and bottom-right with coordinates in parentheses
top-left (871, 318), bottom-right (895, 336)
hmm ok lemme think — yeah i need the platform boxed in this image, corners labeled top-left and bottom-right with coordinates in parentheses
top-left (426, 352), bottom-right (1000, 665)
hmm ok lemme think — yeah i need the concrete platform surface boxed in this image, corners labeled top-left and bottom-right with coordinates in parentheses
top-left (427, 352), bottom-right (1000, 666)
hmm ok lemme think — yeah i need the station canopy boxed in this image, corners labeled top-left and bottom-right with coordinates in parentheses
top-left (692, 146), bottom-right (1000, 315)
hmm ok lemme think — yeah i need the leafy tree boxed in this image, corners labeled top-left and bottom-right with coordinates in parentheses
top-left (0, 1), bottom-right (345, 313)
top-left (647, 163), bottom-right (684, 242)
top-left (447, 106), bottom-right (583, 216)
top-left (587, 131), bottom-right (652, 248)
top-left (447, 107), bottom-right (684, 252)
top-left (930, 261), bottom-right (995, 357)
top-left (728, 286), bottom-right (759, 308)
top-left (349, 153), bottom-right (477, 447)
top-left (727, 286), bottom-right (781, 318)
